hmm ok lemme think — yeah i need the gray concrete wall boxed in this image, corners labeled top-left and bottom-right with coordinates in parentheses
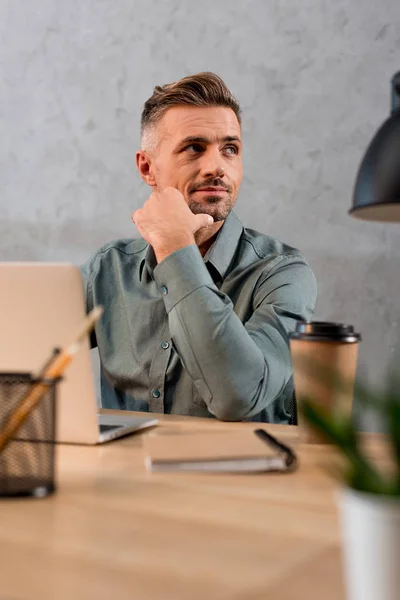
top-left (1, 0), bottom-right (400, 427)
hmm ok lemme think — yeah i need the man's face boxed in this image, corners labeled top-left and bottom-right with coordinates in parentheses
top-left (140, 106), bottom-right (243, 222)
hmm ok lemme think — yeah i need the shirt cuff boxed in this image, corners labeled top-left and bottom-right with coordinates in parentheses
top-left (153, 244), bottom-right (215, 313)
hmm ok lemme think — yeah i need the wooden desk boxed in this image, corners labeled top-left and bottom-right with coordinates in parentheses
top-left (0, 411), bottom-right (383, 600)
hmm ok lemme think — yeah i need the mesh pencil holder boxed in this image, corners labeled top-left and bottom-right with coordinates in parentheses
top-left (0, 372), bottom-right (59, 498)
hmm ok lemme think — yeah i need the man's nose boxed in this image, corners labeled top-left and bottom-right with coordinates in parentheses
top-left (199, 148), bottom-right (225, 179)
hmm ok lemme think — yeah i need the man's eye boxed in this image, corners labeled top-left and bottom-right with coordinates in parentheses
top-left (224, 145), bottom-right (239, 155)
top-left (185, 144), bottom-right (203, 153)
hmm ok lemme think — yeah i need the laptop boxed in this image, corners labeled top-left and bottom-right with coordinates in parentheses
top-left (0, 263), bottom-right (158, 444)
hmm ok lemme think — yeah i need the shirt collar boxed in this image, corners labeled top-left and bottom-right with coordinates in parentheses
top-left (139, 210), bottom-right (243, 282)
top-left (204, 210), bottom-right (243, 280)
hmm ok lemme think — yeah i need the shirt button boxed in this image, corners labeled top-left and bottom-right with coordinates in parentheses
top-left (161, 285), bottom-right (168, 295)
top-left (152, 389), bottom-right (161, 398)
top-left (161, 341), bottom-right (170, 350)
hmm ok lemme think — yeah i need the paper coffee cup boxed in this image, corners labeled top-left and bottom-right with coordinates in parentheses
top-left (289, 321), bottom-right (361, 443)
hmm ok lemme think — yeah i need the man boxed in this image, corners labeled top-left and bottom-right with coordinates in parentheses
top-left (81, 72), bottom-right (317, 422)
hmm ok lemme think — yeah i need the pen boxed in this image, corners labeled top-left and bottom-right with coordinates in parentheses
top-left (254, 428), bottom-right (297, 468)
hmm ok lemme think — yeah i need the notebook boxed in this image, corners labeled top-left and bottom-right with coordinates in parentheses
top-left (143, 428), bottom-right (297, 473)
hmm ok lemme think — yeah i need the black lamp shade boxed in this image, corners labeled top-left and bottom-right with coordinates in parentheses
top-left (350, 72), bottom-right (400, 222)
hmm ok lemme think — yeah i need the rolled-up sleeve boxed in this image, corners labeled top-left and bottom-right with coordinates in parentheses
top-left (154, 244), bottom-right (317, 421)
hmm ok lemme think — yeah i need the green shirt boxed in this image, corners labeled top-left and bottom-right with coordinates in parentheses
top-left (80, 211), bottom-right (317, 422)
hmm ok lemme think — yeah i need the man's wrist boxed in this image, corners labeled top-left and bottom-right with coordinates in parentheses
top-left (153, 235), bottom-right (195, 263)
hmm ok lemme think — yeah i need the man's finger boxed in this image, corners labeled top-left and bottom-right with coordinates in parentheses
top-left (131, 209), bottom-right (141, 224)
top-left (192, 213), bottom-right (214, 231)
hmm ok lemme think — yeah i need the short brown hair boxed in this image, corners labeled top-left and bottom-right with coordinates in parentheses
top-left (141, 72), bottom-right (241, 140)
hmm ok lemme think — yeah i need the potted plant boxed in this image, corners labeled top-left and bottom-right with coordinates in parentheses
top-left (301, 370), bottom-right (400, 600)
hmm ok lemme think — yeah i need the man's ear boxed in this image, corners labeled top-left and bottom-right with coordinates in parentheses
top-left (136, 150), bottom-right (156, 187)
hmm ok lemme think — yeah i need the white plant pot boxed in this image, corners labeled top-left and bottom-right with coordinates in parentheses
top-left (339, 487), bottom-right (400, 600)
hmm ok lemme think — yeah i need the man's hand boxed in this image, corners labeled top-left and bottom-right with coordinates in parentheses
top-left (131, 187), bottom-right (213, 263)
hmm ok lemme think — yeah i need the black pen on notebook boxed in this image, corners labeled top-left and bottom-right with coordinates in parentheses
top-left (254, 428), bottom-right (297, 468)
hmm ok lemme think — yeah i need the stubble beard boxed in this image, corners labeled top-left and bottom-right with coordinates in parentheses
top-left (188, 194), bottom-right (235, 222)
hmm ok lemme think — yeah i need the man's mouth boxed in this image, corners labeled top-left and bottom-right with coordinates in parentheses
top-left (195, 187), bottom-right (227, 194)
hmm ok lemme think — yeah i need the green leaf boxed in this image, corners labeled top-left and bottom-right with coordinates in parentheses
top-left (301, 398), bottom-right (390, 494)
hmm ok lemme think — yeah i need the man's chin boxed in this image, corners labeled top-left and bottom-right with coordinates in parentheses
top-left (188, 200), bottom-right (234, 222)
